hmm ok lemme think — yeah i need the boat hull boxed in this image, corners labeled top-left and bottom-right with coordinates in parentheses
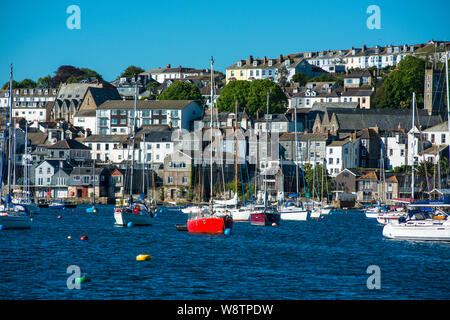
top-left (280, 209), bottom-right (308, 221)
top-left (114, 211), bottom-right (152, 226)
top-left (310, 209), bottom-right (321, 218)
top-left (187, 216), bottom-right (233, 234)
top-left (232, 210), bottom-right (250, 222)
top-left (0, 215), bottom-right (32, 229)
top-left (383, 222), bottom-right (450, 241)
top-left (250, 212), bottom-right (281, 226)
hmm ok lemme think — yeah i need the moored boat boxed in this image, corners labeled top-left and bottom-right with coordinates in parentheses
top-left (0, 204), bottom-right (32, 229)
top-left (187, 212), bottom-right (233, 234)
top-left (250, 205), bottom-right (280, 226)
top-left (114, 199), bottom-right (154, 226)
top-left (279, 201), bottom-right (308, 221)
top-left (383, 210), bottom-right (450, 241)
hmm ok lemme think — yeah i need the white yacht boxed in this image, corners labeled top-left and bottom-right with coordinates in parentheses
top-left (279, 201), bottom-right (308, 221)
top-left (383, 210), bottom-right (450, 241)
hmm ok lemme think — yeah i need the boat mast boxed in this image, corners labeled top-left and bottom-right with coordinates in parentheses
top-left (264, 90), bottom-right (269, 210)
top-left (24, 121), bottom-right (28, 202)
top-left (92, 158), bottom-right (95, 205)
top-left (235, 99), bottom-right (238, 210)
top-left (411, 92), bottom-right (415, 202)
top-left (210, 56), bottom-right (214, 212)
top-left (445, 51), bottom-right (450, 162)
top-left (129, 84), bottom-right (138, 200)
top-left (294, 107), bottom-right (299, 206)
top-left (6, 64), bottom-right (13, 207)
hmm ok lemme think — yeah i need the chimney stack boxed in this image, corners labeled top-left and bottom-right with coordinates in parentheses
top-left (279, 54), bottom-right (284, 62)
top-left (166, 64), bottom-right (171, 68)
top-left (249, 55), bottom-right (254, 63)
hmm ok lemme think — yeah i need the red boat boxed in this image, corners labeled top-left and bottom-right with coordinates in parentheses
top-left (187, 214), bottom-right (233, 234)
top-left (250, 205), bottom-right (280, 226)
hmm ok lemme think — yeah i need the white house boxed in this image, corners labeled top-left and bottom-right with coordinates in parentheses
top-left (96, 100), bottom-right (202, 135)
top-left (326, 138), bottom-right (360, 177)
top-left (380, 131), bottom-right (408, 170)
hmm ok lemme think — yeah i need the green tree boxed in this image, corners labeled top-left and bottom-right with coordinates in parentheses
top-left (310, 73), bottom-right (344, 87)
top-left (291, 72), bottom-right (310, 86)
top-left (37, 75), bottom-right (53, 88)
top-left (120, 65), bottom-right (145, 77)
top-left (216, 79), bottom-right (287, 117)
top-left (383, 56), bottom-right (425, 108)
top-left (158, 81), bottom-right (202, 102)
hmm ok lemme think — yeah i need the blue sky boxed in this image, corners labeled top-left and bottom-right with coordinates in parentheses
top-left (0, 0), bottom-right (449, 85)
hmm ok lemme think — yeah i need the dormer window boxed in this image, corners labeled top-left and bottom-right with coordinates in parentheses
top-left (268, 60), bottom-right (273, 67)
top-left (237, 61), bottom-right (242, 67)
top-left (253, 61), bottom-right (258, 67)
top-left (285, 60), bottom-right (290, 67)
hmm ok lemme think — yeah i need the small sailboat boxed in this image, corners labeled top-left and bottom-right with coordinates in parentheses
top-left (279, 106), bottom-right (308, 221)
top-left (86, 160), bottom-right (97, 213)
top-left (0, 65), bottom-right (32, 229)
top-left (187, 57), bottom-right (234, 234)
top-left (114, 85), bottom-right (154, 226)
top-left (250, 91), bottom-right (281, 226)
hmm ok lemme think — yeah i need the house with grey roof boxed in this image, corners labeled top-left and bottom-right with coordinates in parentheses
top-left (46, 138), bottom-right (91, 163)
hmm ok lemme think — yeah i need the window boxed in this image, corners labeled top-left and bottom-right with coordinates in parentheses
top-left (156, 144), bottom-right (160, 149)
top-left (441, 134), bottom-right (446, 144)
top-left (120, 110), bottom-right (126, 115)
top-left (120, 119), bottom-right (126, 125)
top-left (329, 158), bottom-right (334, 165)
top-left (182, 177), bottom-right (188, 184)
top-left (166, 143), bottom-right (170, 149)
top-left (168, 177), bottom-right (173, 183)
top-left (105, 144), bottom-right (109, 151)
top-left (97, 144), bottom-right (101, 151)
top-left (111, 110), bottom-right (117, 115)
top-left (47, 168), bottom-right (51, 174)
top-left (112, 119), bottom-right (118, 124)
top-left (400, 149), bottom-right (405, 157)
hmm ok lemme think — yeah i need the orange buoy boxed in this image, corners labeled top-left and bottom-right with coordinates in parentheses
top-left (80, 235), bottom-right (88, 241)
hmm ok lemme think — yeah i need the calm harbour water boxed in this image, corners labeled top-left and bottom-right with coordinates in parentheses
top-left (0, 206), bottom-right (449, 300)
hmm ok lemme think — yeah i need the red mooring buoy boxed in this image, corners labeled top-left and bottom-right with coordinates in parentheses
top-left (80, 235), bottom-right (88, 241)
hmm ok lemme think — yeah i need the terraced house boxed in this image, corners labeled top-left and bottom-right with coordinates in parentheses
top-left (95, 100), bottom-right (202, 135)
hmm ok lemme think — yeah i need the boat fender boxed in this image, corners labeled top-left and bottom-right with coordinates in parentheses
top-left (114, 208), bottom-right (120, 213)
top-left (58, 215), bottom-right (62, 219)
top-left (136, 254), bottom-right (152, 261)
top-left (134, 206), bottom-right (140, 214)
top-left (272, 223), bottom-right (277, 226)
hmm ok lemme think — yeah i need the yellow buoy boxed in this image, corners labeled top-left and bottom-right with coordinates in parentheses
top-left (136, 254), bottom-right (152, 261)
